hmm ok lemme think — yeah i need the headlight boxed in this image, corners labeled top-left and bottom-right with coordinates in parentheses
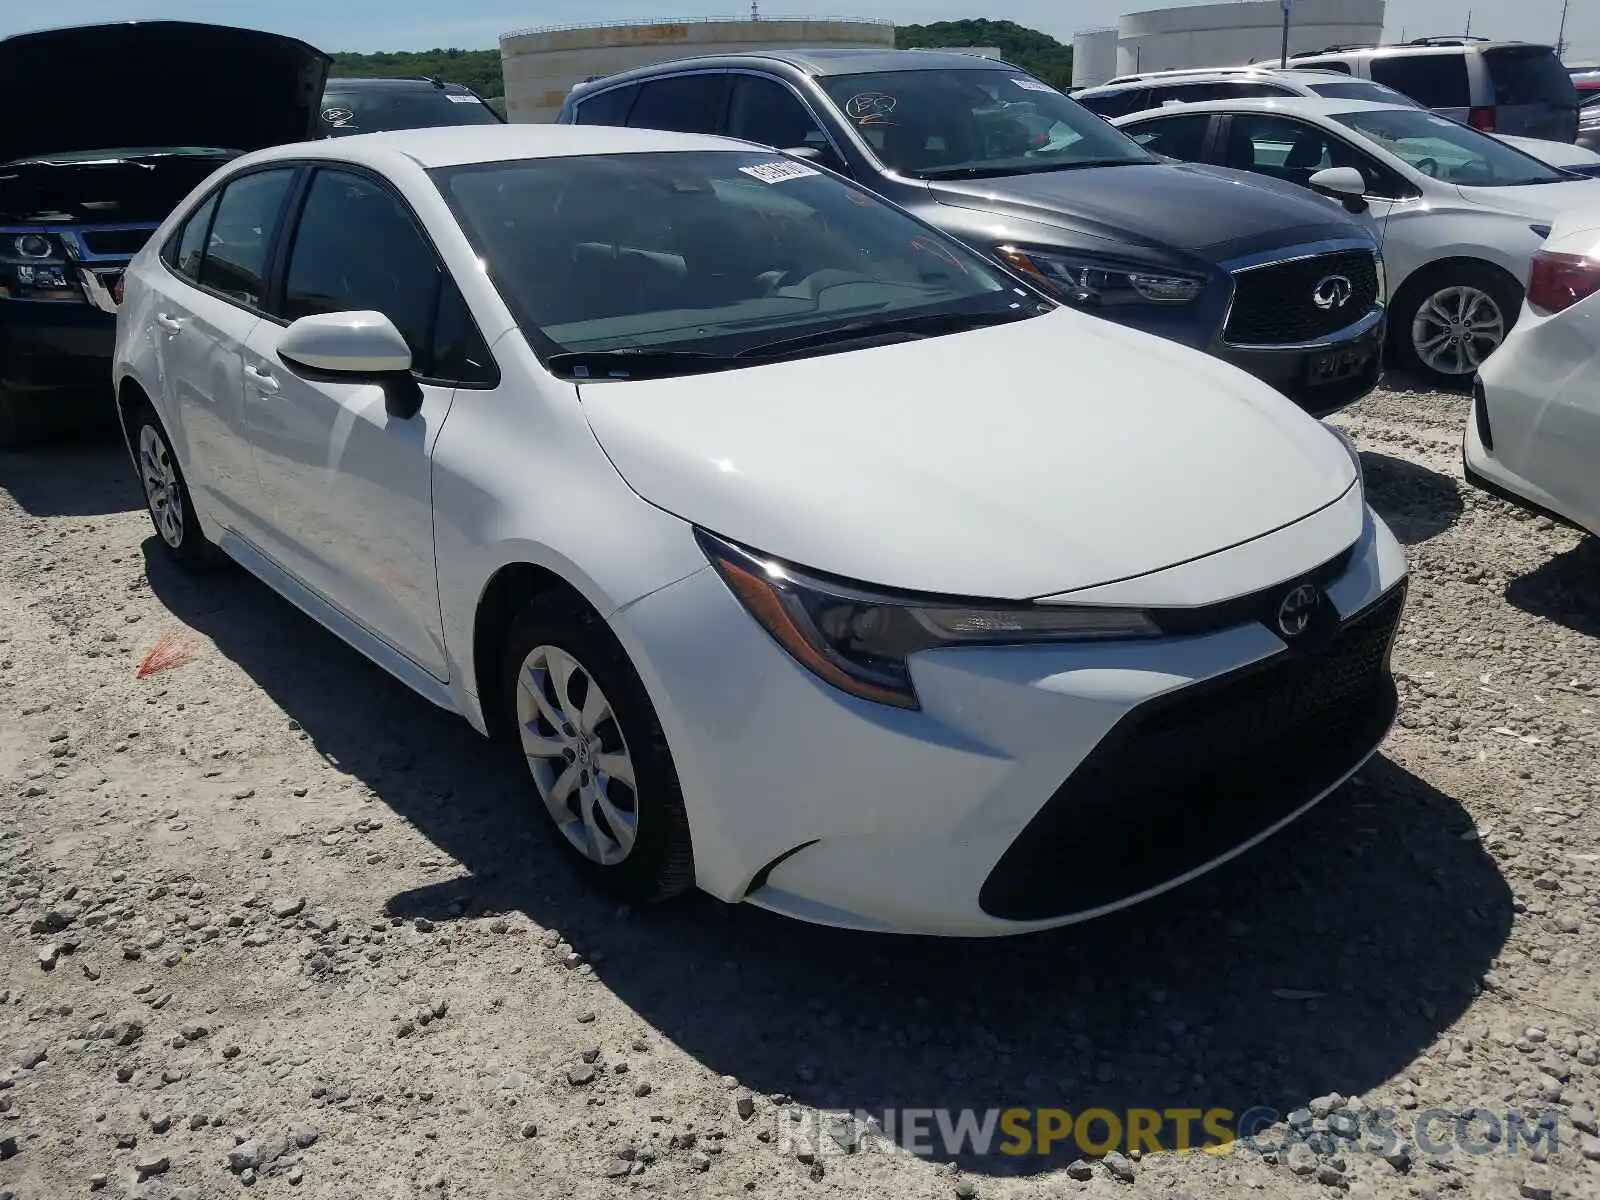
top-left (1, 231), bottom-right (81, 302)
top-left (697, 530), bottom-right (1160, 710)
top-left (1374, 254), bottom-right (1386, 299)
top-left (995, 245), bottom-right (1203, 307)
top-left (12, 234), bottom-right (56, 260)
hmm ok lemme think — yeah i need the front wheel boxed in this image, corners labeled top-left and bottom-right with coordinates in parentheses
top-left (499, 593), bottom-right (694, 904)
top-left (1390, 263), bottom-right (1521, 389)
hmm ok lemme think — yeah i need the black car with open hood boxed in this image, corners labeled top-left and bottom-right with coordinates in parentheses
top-left (0, 21), bottom-right (330, 446)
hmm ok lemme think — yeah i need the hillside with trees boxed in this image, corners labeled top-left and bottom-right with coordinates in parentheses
top-left (894, 19), bottom-right (1074, 89)
top-left (329, 20), bottom-right (1075, 99)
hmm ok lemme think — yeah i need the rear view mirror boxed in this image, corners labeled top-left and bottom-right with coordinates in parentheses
top-left (783, 144), bottom-right (847, 175)
top-left (278, 311), bottom-right (423, 419)
top-left (1308, 166), bottom-right (1370, 213)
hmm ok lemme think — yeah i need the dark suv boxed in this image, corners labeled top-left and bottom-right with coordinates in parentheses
top-left (0, 21), bottom-right (329, 447)
top-left (318, 77), bottom-right (503, 137)
top-left (558, 50), bottom-right (1386, 418)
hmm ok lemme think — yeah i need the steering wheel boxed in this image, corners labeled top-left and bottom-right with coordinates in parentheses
top-left (1414, 157), bottom-right (1439, 178)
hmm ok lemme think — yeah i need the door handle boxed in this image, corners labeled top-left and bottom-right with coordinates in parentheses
top-left (242, 364), bottom-right (280, 394)
top-left (155, 312), bottom-right (186, 333)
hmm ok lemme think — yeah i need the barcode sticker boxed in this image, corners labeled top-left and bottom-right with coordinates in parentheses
top-left (446, 94), bottom-right (481, 103)
top-left (1011, 77), bottom-right (1055, 93)
top-left (738, 160), bottom-right (820, 184)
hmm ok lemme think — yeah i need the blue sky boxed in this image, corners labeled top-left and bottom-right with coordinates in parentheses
top-left (3, 0), bottom-right (1592, 61)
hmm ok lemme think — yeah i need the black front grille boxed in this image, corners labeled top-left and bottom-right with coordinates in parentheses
top-left (1224, 251), bottom-right (1380, 345)
top-left (78, 228), bottom-right (152, 257)
top-left (979, 583), bottom-right (1406, 921)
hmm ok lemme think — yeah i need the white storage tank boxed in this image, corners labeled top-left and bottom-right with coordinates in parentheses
top-left (1072, 27), bottom-right (1120, 87)
top-left (501, 16), bottom-right (897, 123)
top-left (1112, 0), bottom-right (1385, 77)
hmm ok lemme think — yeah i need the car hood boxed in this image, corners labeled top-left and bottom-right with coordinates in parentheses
top-left (579, 310), bottom-right (1357, 599)
top-left (1456, 177), bottom-right (1600, 219)
top-left (1493, 134), bottom-right (1600, 169)
top-left (0, 22), bottom-right (330, 167)
top-left (927, 161), bottom-right (1365, 261)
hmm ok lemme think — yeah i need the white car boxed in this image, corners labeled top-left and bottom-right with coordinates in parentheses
top-left (113, 124), bottom-right (1408, 937)
top-left (1113, 98), bottom-right (1600, 386)
top-left (1466, 207), bottom-right (1600, 536)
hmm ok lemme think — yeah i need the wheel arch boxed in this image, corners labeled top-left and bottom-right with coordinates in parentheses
top-left (470, 561), bottom-right (599, 740)
top-left (1387, 253), bottom-right (1525, 312)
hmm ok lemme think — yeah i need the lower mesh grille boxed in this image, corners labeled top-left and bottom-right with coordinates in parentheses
top-left (979, 583), bottom-right (1406, 921)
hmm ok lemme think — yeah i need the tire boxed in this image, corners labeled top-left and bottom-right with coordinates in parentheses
top-left (498, 592), bottom-right (694, 904)
top-left (129, 401), bottom-right (219, 566)
top-left (1389, 262), bottom-right (1522, 390)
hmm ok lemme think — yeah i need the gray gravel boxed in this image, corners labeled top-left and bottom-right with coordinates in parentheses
top-left (0, 379), bottom-right (1597, 1199)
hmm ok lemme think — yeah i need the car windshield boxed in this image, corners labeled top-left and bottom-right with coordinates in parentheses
top-left (431, 150), bottom-right (1037, 374)
top-left (1332, 107), bottom-right (1568, 186)
top-left (815, 68), bottom-right (1155, 179)
top-left (1307, 80), bottom-right (1420, 105)
top-left (320, 88), bottom-right (500, 136)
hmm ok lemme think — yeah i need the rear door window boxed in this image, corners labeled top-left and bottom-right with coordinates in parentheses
top-left (1075, 88), bottom-right (1150, 117)
top-left (627, 74), bottom-right (731, 134)
top-left (1369, 54), bottom-right (1471, 108)
top-left (573, 83), bottom-right (640, 126)
top-left (1125, 113), bottom-right (1213, 161)
top-left (726, 75), bottom-right (831, 152)
top-left (1308, 79), bottom-right (1421, 105)
top-left (164, 193), bottom-right (219, 282)
top-left (197, 169), bottom-right (297, 310)
top-left (1483, 47), bottom-right (1579, 106)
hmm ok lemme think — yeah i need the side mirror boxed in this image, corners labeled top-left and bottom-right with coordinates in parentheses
top-left (1307, 166), bottom-right (1370, 213)
top-left (783, 144), bottom-right (847, 175)
top-left (278, 311), bottom-right (423, 419)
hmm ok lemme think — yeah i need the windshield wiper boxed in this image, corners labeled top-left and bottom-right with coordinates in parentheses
top-left (545, 347), bottom-right (735, 381)
top-left (733, 306), bottom-right (1039, 360)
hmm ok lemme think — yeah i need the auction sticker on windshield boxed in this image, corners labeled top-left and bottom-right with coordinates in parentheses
top-left (1010, 78), bottom-right (1055, 93)
top-left (447, 94), bottom-right (481, 103)
top-left (739, 160), bottom-right (821, 184)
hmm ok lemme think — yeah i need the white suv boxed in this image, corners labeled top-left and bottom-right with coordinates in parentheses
top-left (1075, 67), bottom-right (1415, 119)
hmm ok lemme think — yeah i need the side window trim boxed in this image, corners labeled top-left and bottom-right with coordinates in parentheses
top-left (158, 164), bottom-right (302, 315)
top-left (272, 161), bottom-right (501, 389)
top-left (723, 69), bottom-right (850, 166)
top-left (575, 80), bottom-right (642, 125)
top-left (626, 68), bottom-right (732, 135)
top-left (161, 191), bottom-right (221, 281)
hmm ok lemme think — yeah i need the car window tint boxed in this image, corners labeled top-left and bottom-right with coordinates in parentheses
top-left (169, 193), bottom-right (218, 281)
top-left (1483, 47), bottom-right (1578, 107)
top-left (1309, 80), bottom-right (1421, 105)
top-left (1126, 113), bottom-right (1211, 160)
top-left (726, 75), bottom-right (828, 151)
top-left (1369, 54), bottom-right (1471, 108)
top-left (627, 74), bottom-right (730, 134)
top-left (1076, 88), bottom-right (1149, 117)
top-left (573, 83), bottom-right (639, 126)
top-left (197, 169), bottom-right (296, 308)
top-left (429, 281), bottom-right (498, 386)
top-left (1334, 106), bottom-right (1565, 187)
top-left (282, 169), bottom-right (444, 369)
top-left (1294, 59), bottom-right (1353, 74)
top-left (1228, 81), bottom-right (1296, 98)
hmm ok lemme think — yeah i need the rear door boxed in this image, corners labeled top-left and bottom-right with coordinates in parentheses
top-left (1481, 46), bottom-right (1579, 141)
top-left (623, 73), bottom-right (731, 134)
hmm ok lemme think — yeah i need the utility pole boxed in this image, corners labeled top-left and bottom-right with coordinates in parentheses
top-left (1464, 9), bottom-right (1472, 36)
top-left (1279, 0), bottom-right (1292, 68)
top-left (1555, 0), bottom-right (1569, 58)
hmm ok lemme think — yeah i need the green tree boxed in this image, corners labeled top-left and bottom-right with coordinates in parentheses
top-left (894, 19), bottom-right (1075, 90)
top-left (329, 49), bottom-right (505, 99)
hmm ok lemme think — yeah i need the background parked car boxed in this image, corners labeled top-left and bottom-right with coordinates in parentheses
top-left (1115, 97), bottom-right (1600, 386)
top-left (0, 20), bottom-right (329, 448)
top-left (1282, 39), bottom-right (1578, 142)
top-left (559, 50), bottom-right (1387, 417)
top-left (1074, 67), bottom-right (1418, 119)
top-left (1465, 206), bottom-right (1600, 537)
top-left (112, 123), bottom-right (1408, 935)
top-left (1579, 86), bottom-right (1600, 153)
top-left (318, 76), bottom-right (503, 137)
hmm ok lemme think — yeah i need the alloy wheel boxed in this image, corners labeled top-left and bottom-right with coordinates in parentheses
top-left (138, 424), bottom-right (184, 548)
top-left (1411, 284), bottom-right (1505, 378)
top-left (515, 644), bottom-right (638, 866)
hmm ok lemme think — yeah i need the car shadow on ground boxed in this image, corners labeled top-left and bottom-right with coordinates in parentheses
top-left (1358, 451), bottom-right (1464, 546)
top-left (142, 534), bottom-right (1514, 1176)
top-left (1504, 536), bottom-right (1600, 638)
top-left (0, 426), bottom-right (138, 518)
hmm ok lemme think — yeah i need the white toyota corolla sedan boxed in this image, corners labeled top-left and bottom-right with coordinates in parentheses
top-left (1466, 207), bottom-right (1600, 537)
top-left (113, 125), bottom-right (1409, 936)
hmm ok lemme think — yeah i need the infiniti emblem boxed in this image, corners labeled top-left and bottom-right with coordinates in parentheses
top-left (1277, 584), bottom-right (1320, 639)
top-left (1312, 274), bottom-right (1354, 311)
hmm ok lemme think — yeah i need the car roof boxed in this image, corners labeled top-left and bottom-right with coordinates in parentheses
top-left (1115, 95), bottom-right (1410, 121)
top-left (231, 123), bottom-right (758, 171)
top-left (570, 46), bottom-right (1012, 96)
top-left (1293, 39), bottom-right (1550, 58)
top-left (325, 76), bottom-right (476, 92)
top-left (1083, 67), bottom-right (1348, 93)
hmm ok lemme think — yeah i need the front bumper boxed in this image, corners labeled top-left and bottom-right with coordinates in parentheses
top-left (0, 296), bottom-right (117, 398)
top-left (612, 499), bottom-right (1408, 936)
top-left (1215, 308), bottom-right (1385, 419)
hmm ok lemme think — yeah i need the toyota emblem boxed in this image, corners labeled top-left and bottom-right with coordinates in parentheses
top-left (1276, 584), bottom-right (1320, 638)
top-left (1312, 274), bottom-right (1354, 311)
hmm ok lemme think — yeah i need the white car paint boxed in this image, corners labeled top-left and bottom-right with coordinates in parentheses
top-left (1493, 134), bottom-right (1600, 173)
top-left (113, 124), bottom-right (1409, 937)
top-left (1466, 208), bottom-right (1600, 537)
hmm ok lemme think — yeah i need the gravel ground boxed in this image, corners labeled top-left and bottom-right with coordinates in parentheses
top-left (1, 379), bottom-right (1597, 1200)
